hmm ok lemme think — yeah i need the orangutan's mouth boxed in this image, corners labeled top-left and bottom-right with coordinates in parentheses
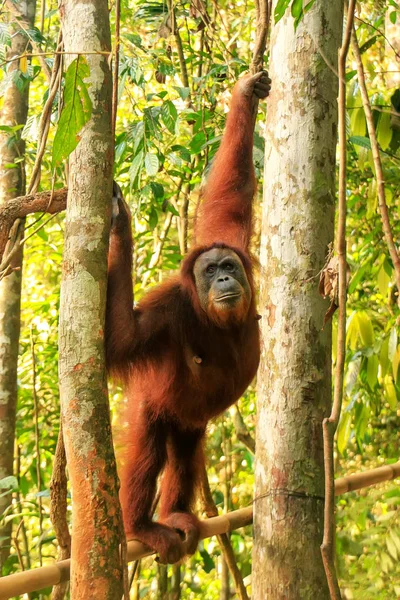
top-left (215, 293), bottom-right (241, 302)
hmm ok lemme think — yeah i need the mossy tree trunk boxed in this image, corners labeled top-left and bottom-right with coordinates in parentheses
top-left (0, 0), bottom-right (36, 573)
top-left (253, 2), bottom-right (344, 598)
top-left (58, 1), bottom-right (124, 597)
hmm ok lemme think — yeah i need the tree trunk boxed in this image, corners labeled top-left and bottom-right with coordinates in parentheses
top-left (252, 2), bottom-right (343, 598)
top-left (0, 0), bottom-right (35, 574)
top-left (58, 1), bottom-right (123, 598)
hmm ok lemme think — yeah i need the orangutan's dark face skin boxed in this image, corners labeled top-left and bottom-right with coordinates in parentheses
top-left (193, 248), bottom-right (252, 324)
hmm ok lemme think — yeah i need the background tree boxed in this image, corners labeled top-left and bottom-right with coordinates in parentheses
top-left (57, 0), bottom-right (124, 597)
top-left (0, 0), bottom-right (36, 573)
top-left (253, 1), bottom-right (343, 597)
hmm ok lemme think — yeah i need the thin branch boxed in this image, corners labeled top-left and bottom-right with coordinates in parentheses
top-left (250, 0), bottom-right (271, 74)
top-left (352, 27), bottom-right (400, 305)
top-left (0, 32), bottom-right (63, 277)
top-left (0, 188), bottom-right (67, 264)
top-left (30, 327), bottom-right (43, 567)
top-left (354, 15), bottom-right (400, 60)
top-left (320, 2), bottom-right (356, 598)
top-left (0, 49), bottom-right (112, 69)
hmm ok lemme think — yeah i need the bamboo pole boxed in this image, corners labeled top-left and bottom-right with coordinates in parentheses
top-left (1, 464), bottom-right (399, 599)
top-left (0, 508), bottom-right (253, 599)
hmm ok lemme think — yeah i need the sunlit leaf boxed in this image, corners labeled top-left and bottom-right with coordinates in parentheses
top-left (350, 108), bottom-right (366, 137)
top-left (337, 411), bottom-right (352, 455)
top-left (388, 328), bottom-right (398, 361)
top-left (52, 57), bottom-right (92, 168)
top-left (358, 311), bottom-right (374, 347)
top-left (366, 354), bottom-right (379, 390)
top-left (384, 375), bottom-right (397, 410)
top-left (144, 152), bottom-right (159, 176)
top-left (376, 110), bottom-right (393, 151)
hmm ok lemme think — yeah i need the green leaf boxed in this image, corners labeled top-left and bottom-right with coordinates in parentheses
top-left (129, 150), bottom-right (144, 184)
top-left (384, 375), bottom-right (397, 410)
top-left (303, 0), bottom-right (316, 14)
top-left (376, 110), bottom-right (393, 151)
top-left (346, 356), bottom-right (361, 395)
top-left (346, 311), bottom-right (359, 351)
top-left (358, 311), bottom-right (374, 347)
top-left (161, 100), bottom-right (178, 134)
top-left (359, 36), bottom-right (377, 54)
top-left (388, 328), bottom-right (398, 361)
top-left (52, 57), bottom-right (92, 168)
top-left (337, 411), bottom-right (352, 455)
top-left (150, 182), bottom-right (164, 199)
top-left (389, 11), bottom-right (397, 24)
top-left (200, 549), bottom-right (215, 573)
top-left (144, 152), bottom-right (159, 176)
top-left (350, 108), bottom-right (366, 137)
top-left (366, 354), bottom-right (379, 390)
top-left (291, 0), bottom-right (303, 18)
top-left (366, 179), bottom-right (377, 219)
top-left (0, 22), bottom-right (11, 47)
top-left (349, 135), bottom-right (371, 150)
top-left (173, 86), bottom-right (190, 100)
top-left (378, 258), bottom-right (392, 296)
top-left (380, 337), bottom-right (390, 378)
top-left (148, 207), bottom-right (158, 230)
top-left (274, 0), bottom-right (291, 22)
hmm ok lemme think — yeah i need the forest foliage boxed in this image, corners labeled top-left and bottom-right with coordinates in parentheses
top-left (0, 0), bottom-right (400, 598)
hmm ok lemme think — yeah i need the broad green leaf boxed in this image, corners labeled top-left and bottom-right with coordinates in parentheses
top-left (380, 336), bottom-right (390, 378)
top-left (129, 150), bottom-right (144, 184)
top-left (303, 0), bottom-right (316, 14)
top-left (376, 110), bottom-right (392, 151)
top-left (350, 108), bottom-right (366, 137)
top-left (346, 356), bottom-right (361, 395)
top-left (378, 259), bottom-right (392, 297)
top-left (366, 178), bottom-right (377, 219)
top-left (358, 311), bottom-right (374, 347)
top-left (161, 100), bottom-right (178, 134)
top-left (349, 135), bottom-right (371, 150)
top-left (337, 411), bottom-right (352, 455)
top-left (291, 0), bottom-right (303, 18)
top-left (366, 354), bottom-right (379, 390)
top-left (173, 86), bottom-right (190, 100)
top-left (389, 11), bottom-right (397, 24)
top-left (274, 0), bottom-right (291, 22)
top-left (150, 182), bottom-right (164, 199)
top-left (52, 56), bottom-right (92, 168)
top-left (392, 345), bottom-right (400, 381)
top-left (148, 207), bottom-right (158, 230)
top-left (389, 328), bottom-right (398, 362)
top-left (384, 375), bottom-right (397, 410)
top-left (354, 401), bottom-right (369, 445)
top-left (144, 152), bottom-right (159, 176)
top-left (346, 311), bottom-right (359, 351)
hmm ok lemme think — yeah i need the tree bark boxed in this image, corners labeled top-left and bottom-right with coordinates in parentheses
top-left (253, 2), bottom-right (343, 598)
top-left (58, 1), bottom-right (123, 598)
top-left (0, 0), bottom-right (35, 574)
